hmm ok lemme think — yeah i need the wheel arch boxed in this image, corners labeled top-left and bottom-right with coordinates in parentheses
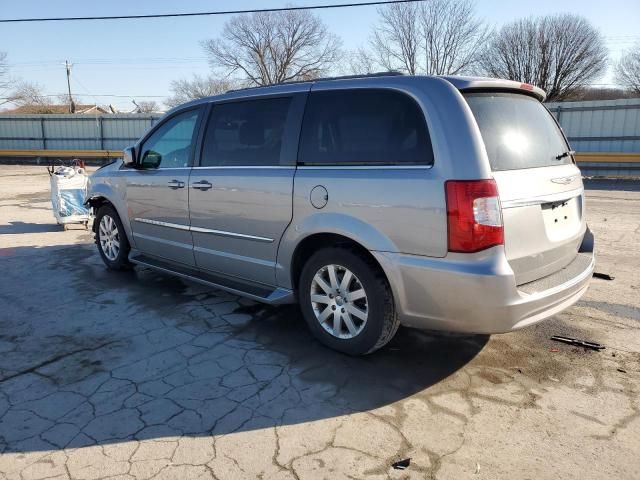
top-left (85, 188), bottom-right (134, 246)
top-left (85, 195), bottom-right (110, 216)
top-left (277, 211), bottom-right (398, 289)
top-left (288, 232), bottom-right (390, 293)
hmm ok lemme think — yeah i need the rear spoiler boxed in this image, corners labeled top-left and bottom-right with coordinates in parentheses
top-left (439, 76), bottom-right (547, 102)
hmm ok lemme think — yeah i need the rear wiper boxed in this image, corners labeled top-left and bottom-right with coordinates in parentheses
top-left (555, 150), bottom-right (575, 160)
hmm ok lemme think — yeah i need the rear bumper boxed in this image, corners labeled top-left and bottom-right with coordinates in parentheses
top-left (373, 232), bottom-right (595, 334)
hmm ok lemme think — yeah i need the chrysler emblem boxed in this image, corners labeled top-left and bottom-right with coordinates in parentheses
top-left (551, 175), bottom-right (577, 185)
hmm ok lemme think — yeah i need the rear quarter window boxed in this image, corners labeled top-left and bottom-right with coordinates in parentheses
top-left (464, 92), bottom-right (572, 171)
top-left (299, 89), bottom-right (434, 166)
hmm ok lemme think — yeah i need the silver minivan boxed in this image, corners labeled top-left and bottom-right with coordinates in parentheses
top-left (87, 74), bottom-right (595, 355)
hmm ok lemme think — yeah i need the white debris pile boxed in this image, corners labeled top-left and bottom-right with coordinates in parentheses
top-left (49, 165), bottom-right (91, 228)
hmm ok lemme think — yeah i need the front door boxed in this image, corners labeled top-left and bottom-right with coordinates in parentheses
top-left (126, 108), bottom-right (202, 266)
top-left (188, 94), bottom-right (306, 285)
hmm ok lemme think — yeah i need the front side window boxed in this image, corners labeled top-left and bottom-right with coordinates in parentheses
top-left (139, 109), bottom-right (200, 169)
top-left (200, 97), bottom-right (292, 167)
top-left (299, 89), bottom-right (434, 166)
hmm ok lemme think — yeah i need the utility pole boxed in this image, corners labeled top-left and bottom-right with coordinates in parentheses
top-left (65, 60), bottom-right (75, 113)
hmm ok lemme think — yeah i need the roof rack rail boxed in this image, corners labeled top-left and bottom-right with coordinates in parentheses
top-left (309, 71), bottom-right (405, 82)
top-left (226, 71), bottom-right (405, 94)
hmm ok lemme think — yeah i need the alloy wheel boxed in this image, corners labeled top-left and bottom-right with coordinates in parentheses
top-left (310, 264), bottom-right (368, 339)
top-left (99, 214), bottom-right (120, 261)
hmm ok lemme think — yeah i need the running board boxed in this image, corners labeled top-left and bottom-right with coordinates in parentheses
top-left (129, 253), bottom-right (295, 305)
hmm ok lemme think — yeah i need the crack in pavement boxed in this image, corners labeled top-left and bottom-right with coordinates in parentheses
top-left (0, 341), bottom-right (120, 385)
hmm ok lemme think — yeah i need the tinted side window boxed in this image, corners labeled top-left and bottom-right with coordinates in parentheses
top-left (201, 97), bottom-right (292, 167)
top-left (299, 89), bottom-right (433, 166)
top-left (139, 109), bottom-right (199, 169)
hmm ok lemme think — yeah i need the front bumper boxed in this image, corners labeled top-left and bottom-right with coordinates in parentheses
top-left (373, 232), bottom-right (595, 334)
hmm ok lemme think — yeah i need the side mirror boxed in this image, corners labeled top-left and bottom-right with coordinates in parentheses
top-left (140, 150), bottom-right (162, 169)
top-left (123, 147), bottom-right (136, 167)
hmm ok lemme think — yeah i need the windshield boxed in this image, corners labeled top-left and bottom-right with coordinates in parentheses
top-left (464, 92), bottom-right (572, 171)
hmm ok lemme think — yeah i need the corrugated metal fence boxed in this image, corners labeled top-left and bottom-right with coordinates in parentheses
top-left (546, 98), bottom-right (640, 176)
top-left (546, 98), bottom-right (640, 153)
top-left (0, 113), bottom-right (161, 151)
top-left (0, 98), bottom-right (639, 176)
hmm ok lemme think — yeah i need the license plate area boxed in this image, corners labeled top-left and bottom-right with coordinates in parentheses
top-left (541, 196), bottom-right (581, 242)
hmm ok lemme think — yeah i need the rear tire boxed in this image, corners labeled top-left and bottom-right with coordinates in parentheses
top-left (95, 205), bottom-right (131, 270)
top-left (298, 247), bottom-right (399, 355)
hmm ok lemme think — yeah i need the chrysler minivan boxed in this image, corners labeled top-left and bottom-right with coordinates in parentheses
top-left (87, 73), bottom-right (595, 355)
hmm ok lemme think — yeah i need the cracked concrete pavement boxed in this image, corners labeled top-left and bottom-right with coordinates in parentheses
top-left (0, 166), bottom-right (638, 479)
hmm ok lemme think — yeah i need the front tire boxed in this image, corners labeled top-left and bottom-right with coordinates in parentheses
top-left (95, 205), bottom-right (131, 270)
top-left (298, 247), bottom-right (399, 355)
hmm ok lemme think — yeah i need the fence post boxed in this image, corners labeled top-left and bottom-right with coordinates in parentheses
top-left (556, 105), bottom-right (563, 125)
top-left (40, 117), bottom-right (46, 150)
top-left (99, 116), bottom-right (104, 150)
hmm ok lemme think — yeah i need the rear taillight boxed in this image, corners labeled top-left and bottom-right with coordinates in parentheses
top-left (445, 179), bottom-right (504, 253)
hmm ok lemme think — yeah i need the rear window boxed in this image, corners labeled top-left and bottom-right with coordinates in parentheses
top-left (299, 89), bottom-right (433, 166)
top-left (464, 92), bottom-right (571, 171)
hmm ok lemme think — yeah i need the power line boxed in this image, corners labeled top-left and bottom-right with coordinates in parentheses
top-left (8, 57), bottom-right (209, 66)
top-left (7, 59), bottom-right (210, 69)
top-left (0, 93), bottom-right (167, 100)
top-left (71, 73), bottom-right (101, 105)
top-left (0, 0), bottom-right (425, 23)
top-left (63, 93), bottom-right (167, 98)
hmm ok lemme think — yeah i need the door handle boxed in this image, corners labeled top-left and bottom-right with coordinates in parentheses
top-left (191, 180), bottom-right (212, 191)
top-left (167, 180), bottom-right (185, 189)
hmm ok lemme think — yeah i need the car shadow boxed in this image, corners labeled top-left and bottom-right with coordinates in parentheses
top-left (0, 244), bottom-right (488, 453)
top-left (0, 221), bottom-right (63, 234)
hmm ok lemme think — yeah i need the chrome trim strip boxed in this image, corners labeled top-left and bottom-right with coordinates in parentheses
top-left (297, 165), bottom-right (433, 170)
top-left (132, 167), bottom-right (192, 170)
top-left (191, 166), bottom-right (295, 170)
top-left (501, 188), bottom-right (583, 209)
top-left (133, 218), bottom-right (191, 231)
top-left (191, 226), bottom-right (274, 243)
top-left (133, 218), bottom-right (273, 243)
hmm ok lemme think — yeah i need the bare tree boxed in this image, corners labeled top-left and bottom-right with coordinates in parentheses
top-left (6, 81), bottom-right (50, 110)
top-left (370, 2), bottom-right (421, 74)
top-left (0, 52), bottom-right (8, 89)
top-left (0, 52), bottom-right (15, 106)
top-left (367, 0), bottom-right (488, 75)
top-left (479, 14), bottom-right (608, 101)
top-left (202, 9), bottom-right (341, 86)
top-left (566, 86), bottom-right (639, 101)
top-left (615, 44), bottom-right (640, 94)
top-left (342, 48), bottom-right (378, 76)
top-left (419, 0), bottom-right (488, 75)
top-left (165, 74), bottom-right (236, 108)
top-left (132, 100), bottom-right (161, 113)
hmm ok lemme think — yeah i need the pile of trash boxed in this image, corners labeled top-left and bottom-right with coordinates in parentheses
top-left (48, 164), bottom-right (91, 229)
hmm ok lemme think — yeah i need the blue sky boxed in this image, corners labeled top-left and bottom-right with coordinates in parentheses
top-left (1, 0), bottom-right (639, 109)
